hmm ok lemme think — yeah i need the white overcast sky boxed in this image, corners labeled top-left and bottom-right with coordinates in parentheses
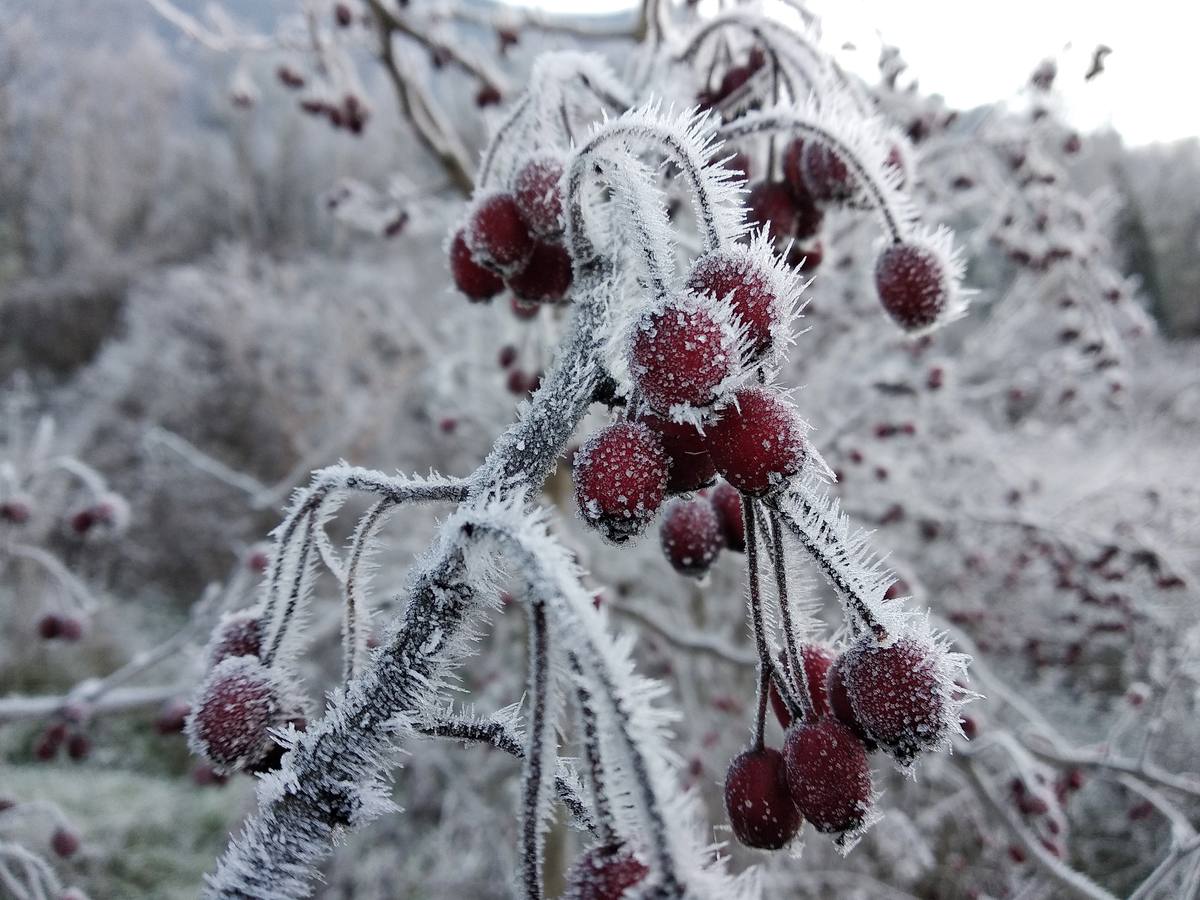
top-left (522, 0), bottom-right (1199, 146)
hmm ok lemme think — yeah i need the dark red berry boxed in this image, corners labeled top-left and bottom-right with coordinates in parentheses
top-left (841, 635), bottom-right (950, 765)
top-left (801, 142), bottom-right (857, 203)
top-left (639, 413), bottom-right (716, 494)
top-left (771, 645), bottom-right (834, 727)
top-left (707, 482), bottom-right (745, 551)
top-left (208, 610), bottom-right (263, 668)
top-left (334, 3), bottom-right (352, 27)
top-left (507, 240), bottom-right (573, 303)
top-left (475, 85), bottom-right (502, 108)
top-left (187, 657), bottom-right (279, 771)
top-left (51, 826), bottom-right (80, 859)
top-left (686, 250), bottom-right (780, 358)
top-left (0, 499), bottom-right (30, 524)
top-left (659, 497), bottom-right (723, 577)
top-left (875, 241), bottom-right (952, 332)
top-left (513, 157), bottom-right (564, 238)
top-left (449, 229), bottom-right (504, 301)
top-left (66, 732), bottom-right (91, 761)
top-left (704, 388), bottom-right (806, 496)
top-left (573, 422), bottom-right (668, 543)
top-left (783, 718), bottom-right (874, 835)
top-left (827, 653), bottom-right (877, 751)
top-left (563, 844), bottom-right (648, 900)
top-left (629, 299), bottom-right (735, 412)
top-left (58, 617), bottom-right (84, 641)
top-left (497, 345), bottom-right (518, 369)
top-left (745, 180), bottom-right (798, 243)
top-left (38, 613), bottom-right (63, 640)
top-left (467, 193), bottom-right (533, 274)
top-left (155, 698), bottom-right (191, 735)
top-left (724, 746), bottom-right (802, 849)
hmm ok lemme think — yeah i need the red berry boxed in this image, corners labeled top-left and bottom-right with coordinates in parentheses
top-left (841, 635), bottom-right (951, 766)
top-left (704, 388), bottom-right (807, 496)
top-left (449, 229), bottom-right (504, 301)
top-left (724, 746), bottom-right (802, 849)
top-left (771, 646), bottom-right (835, 727)
top-left (826, 653), bottom-right (877, 751)
top-left (563, 844), bottom-right (648, 900)
top-left (38, 613), bottom-right (63, 640)
top-left (686, 250), bottom-right (780, 358)
top-left (707, 481), bottom-right (745, 551)
top-left (466, 193), bottom-right (533, 274)
top-left (513, 156), bottom-right (564, 238)
top-left (497, 345), bottom-right (518, 369)
top-left (639, 413), bottom-right (715, 494)
top-left (208, 610), bottom-right (263, 667)
top-left (875, 241), bottom-right (952, 332)
top-left (475, 85), bottom-right (502, 108)
top-left (659, 497), bottom-right (723, 577)
top-left (507, 240), bottom-right (573, 303)
top-left (333, 3), bottom-right (352, 27)
top-left (745, 180), bottom-right (798, 243)
top-left (0, 498), bottom-right (30, 524)
top-left (58, 617), bottom-right (84, 641)
top-left (155, 698), bottom-right (191, 735)
top-left (66, 732), bottom-right (91, 761)
top-left (783, 718), bottom-right (874, 836)
top-left (629, 298), bottom-right (735, 413)
top-left (187, 657), bottom-right (279, 771)
top-left (51, 826), bottom-right (80, 859)
top-left (572, 422), bottom-right (668, 543)
top-left (801, 142), bottom-right (857, 203)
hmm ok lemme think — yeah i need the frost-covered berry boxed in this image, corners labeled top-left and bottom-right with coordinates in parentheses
top-left (573, 422), bottom-right (668, 543)
top-left (466, 193), bottom-right (534, 274)
top-left (507, 239), bottom-right (573, 303)
top-left (51, 826), bottom-right (81, 859)
top-left (801, 142), bottom-right (857, 203)
top-left (563, 844), bottom-right (648, 900)
top-left (66, 732), bottom-right (91, 761)
top-left (660, 497), bottom-right (723, 577)
top-left (707, 481), bottom-right (745, 551)
top-left (686, 250), bottom-right (780, 358)
top-left (186, 656), bottom-right (279, 772)
top-left (207, 609), bottom-right (263, 668)
top-left (513, 156), bottom-right (564, 238)
top-left (773, 645), bottom-right (836, 730)
top-left (629, 297), bottom-right (736, 413)
top-left (704, 388), bottom-right (807, 496)
top-left (826, 652), bottom-right (877, 751)
top-left (724, 746), bottom-right (802, 849)
top-left (783, 718), bottom-right (874, 836)
top-left (449, 229), bottom-right (504, 301)
top-left (874, 241), bottom-right (953, 332)
top-left (745, 180), bottom-right (798, 243)
top-left (841, 635), bottom-right (952, 766)
top-left (639, 413), bottom-right (715, 494)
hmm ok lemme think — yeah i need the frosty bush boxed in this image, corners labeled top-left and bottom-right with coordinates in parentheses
top-left (2, 2), bottom-right (1199, 899)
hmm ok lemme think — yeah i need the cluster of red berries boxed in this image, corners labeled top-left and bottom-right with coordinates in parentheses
top-left (724, 631), bottom-right (958, 851)
top-left (573, 386), bottom-right (806, 544)
top-left (186, 610), bottom-right (306, 774)
top-left (561, 843), bottom-right (649, 900)
top-left (32, 716), bottom-right (92, 763)
top-left (299, 93), bottom-right (369, 135)
top-left (449, 157), bottom-right (572, 315)
top-left (37, 613), bottom-right (85, 642)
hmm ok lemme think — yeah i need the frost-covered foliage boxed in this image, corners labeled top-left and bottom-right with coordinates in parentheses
top-left (2, 2), bottom-right (1199, 899)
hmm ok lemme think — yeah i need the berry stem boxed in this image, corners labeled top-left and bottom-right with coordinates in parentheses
top-left (742, 497), bottom-right (772, 750)
top-left (262, 513), bottom-right (316, 669)
top-left (765, 509), bottom-right (814, 720)
top-left (477, 94), bottom-right (533, 188)
top-left (520, 599), bottom-right (551, 900)
top-left (414, 716), bottom-right (595, 835)
top-left (718, 110), bottom-right (907, 243)
top-left (570, 653), bottom-right (617, 847)
top-left (342, 499), bottom-right (393, 683)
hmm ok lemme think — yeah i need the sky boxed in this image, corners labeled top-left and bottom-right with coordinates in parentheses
top-left (521, 0), bottom-right (1199, 146)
